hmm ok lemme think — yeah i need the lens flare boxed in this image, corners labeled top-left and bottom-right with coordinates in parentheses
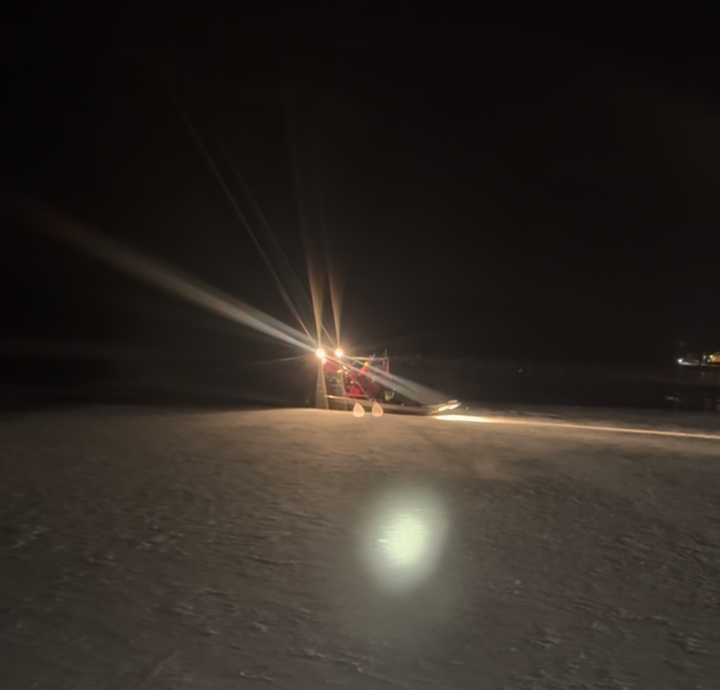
top-left (334, 347), bottom-right (344, 358)
top-left (25, 204), bottom-right (317, 354)
top-left (315, 347), bottom-right (326, 360)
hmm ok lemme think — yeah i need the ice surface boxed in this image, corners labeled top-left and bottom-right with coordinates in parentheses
top-left (1, 404), bottom-right (719, 688)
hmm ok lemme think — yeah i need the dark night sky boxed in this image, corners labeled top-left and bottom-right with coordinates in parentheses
top-left (3, 12), bottom-right (720, 374)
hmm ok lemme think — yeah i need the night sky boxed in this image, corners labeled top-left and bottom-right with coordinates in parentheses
top-left (4, 13), bottom-right (720, 379)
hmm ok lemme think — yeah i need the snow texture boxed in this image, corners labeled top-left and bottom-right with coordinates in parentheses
top-left (1, 405), bottom-right (719, 688)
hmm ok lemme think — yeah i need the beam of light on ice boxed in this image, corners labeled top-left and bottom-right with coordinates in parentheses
top-left (359, 487), bottom-right (448, 593)
top-left (436, 414), bottom-right (720, 442)
top-left (436, 414), bottom-right (492, 423)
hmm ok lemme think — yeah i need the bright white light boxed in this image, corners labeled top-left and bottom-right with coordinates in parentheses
top-left (378, 513), bottom-right (428, 566)
top-left (436, 400), bottom-right (461, 413)
top-left (360, 487), bottom-right (448, 592)
top-left (315, 347), bottom-right (326, 360)
top-left (334, 347), bottom-right (344, 358)
top-left (436, 414), bottom-right (492, 423)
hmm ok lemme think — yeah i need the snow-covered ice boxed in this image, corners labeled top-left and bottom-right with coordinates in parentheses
top-left (1, 405), bottom-right (719, 688)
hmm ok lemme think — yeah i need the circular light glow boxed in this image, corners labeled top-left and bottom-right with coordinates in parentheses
top-left (378, 512), bottom-right (428, 567)
top-left (335, 348), bottom-right (344, 358)
top-left (315, 347), bottom-right (326, 359)
top-left (359, 487), bottom-right (449, 592)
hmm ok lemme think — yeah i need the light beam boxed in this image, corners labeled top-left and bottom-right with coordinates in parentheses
top-left (436, 414), bottom-right (720, 441)
top-left (24, 204), bottom-right (317, 354)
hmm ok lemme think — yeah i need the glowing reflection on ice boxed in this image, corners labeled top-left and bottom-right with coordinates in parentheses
top-left (360, 487), bottom-right (448, 593)
top-left (378, 512), bottom-right (428, 567)
top-left (436, 414), bottom-right (492, 423)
